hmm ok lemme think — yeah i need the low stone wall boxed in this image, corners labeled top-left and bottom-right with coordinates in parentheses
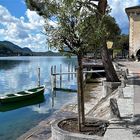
top-left (102, 81), bottom-right (121, 97)
top-left (52, 119), bottom-right (102, 140)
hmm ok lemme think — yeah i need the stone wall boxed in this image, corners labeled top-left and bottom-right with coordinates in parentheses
top-left (126, 6), bottom-right (140, 58)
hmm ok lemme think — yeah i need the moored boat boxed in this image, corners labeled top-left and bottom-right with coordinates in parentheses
top-left (0, 95), bottom-right (45, 112)
top-left (0, 86), bottom-right (45, 103)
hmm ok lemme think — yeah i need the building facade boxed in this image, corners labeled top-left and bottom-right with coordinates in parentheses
top-left (126, 6), bottom-right (140, 59)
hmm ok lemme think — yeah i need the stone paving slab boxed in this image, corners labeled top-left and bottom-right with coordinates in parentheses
top-left (118, 98), bottom-right (133, 117)
top-left (123, 85), bottom-right (134, 98)
top-left (103, 124), bottom-right (133, 140)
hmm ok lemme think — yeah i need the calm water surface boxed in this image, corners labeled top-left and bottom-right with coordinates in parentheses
top-left (0, 56), bottom-right (77, 140)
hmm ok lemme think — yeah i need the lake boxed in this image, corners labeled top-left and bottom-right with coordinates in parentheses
top-left (0, 56), bottom-right (77, 140)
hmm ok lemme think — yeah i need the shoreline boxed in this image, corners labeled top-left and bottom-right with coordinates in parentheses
top-left (17, 60), bottom-right (140, 140)
top-left (17, 80), bottom-right (104, 140)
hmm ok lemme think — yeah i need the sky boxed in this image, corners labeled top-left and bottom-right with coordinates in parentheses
top-left (0, 0), bottom-right (140, 52)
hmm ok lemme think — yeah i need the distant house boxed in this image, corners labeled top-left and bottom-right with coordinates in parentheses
top-left (126, 6), bottom-right (140, 59)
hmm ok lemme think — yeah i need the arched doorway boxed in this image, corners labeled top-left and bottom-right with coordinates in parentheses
top-left (136, 49), bottom-right (140, 61)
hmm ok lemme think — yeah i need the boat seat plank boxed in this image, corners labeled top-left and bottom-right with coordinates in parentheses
top-left (25, 91), bottom-right (34, 94)
top-left (14, 94), bottom-right (22, 96)
top-left (0, 96), bottom-right (7, 99)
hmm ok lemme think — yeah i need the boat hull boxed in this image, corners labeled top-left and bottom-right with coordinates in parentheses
top-left (0, 86), bottom-right (45, 104)
top-left (0, 95), bottom-right (45, 112)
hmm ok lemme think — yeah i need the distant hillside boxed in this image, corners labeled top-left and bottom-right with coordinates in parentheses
top-left (0, 41), bottom-right (32, 56)
top-left (22, 47), bottom-right (32, 53)
top-left (33, 51), bottom-right (62, 56)
top-left (0, 41), bottom-right (62, 56)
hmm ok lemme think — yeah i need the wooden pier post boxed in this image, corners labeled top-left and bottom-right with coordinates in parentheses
top-left (51, 65), bottom-right (54, 91)
top-left (54, 65), bottom-right (57, 88)
top-left (51, 65), bottom-right (55, 106)
top-left (51, 90), bottom-right (55, 108)
top-left (52, 75), bottom-right (57, 96)
top-left (37, 67), bottom-right (40, 87)
top-left (60, 64), bottom-right (62, 88)
top-left (75, 66), bottom-right (77, 78)
top-left (68, 63), bottom-right (70, 81)
top-left (51, 65), bottom-right (56, 96)
top-left (71, 64), bottom-right (74, 80)
top-left (51, 65), bottom-right (53, 75)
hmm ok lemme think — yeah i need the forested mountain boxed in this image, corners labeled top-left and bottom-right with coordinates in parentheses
top-left (0, 41), bottom-right (32, 56)
top-left (0, 41), bottom-right (62, 56)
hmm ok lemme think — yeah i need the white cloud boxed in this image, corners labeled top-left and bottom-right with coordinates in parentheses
top-left (26, 9), bottom-right (45, 27)
top-left (108, 0), bottom-right (139, 33)
top-left (0, 0), bottom-right (138, 49)
top-left (0, 5), bottom-right (46, 51)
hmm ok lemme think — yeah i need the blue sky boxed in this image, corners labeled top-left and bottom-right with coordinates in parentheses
top-left (0, 0), bottom-right (140, 51)
top-left (0, 0), bottom-right (27, 18)
top-left (0, 0), bottom-right (47, 51)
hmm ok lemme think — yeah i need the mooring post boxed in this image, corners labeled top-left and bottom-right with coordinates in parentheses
top-left (51, 65), bottom-right (54, 91)
top-left (60, 64), bottom-right (62, 88)
top-left (68, 63), bottom-right (70, 81)
top-left (75, 66), bottom-right (77, 78)
top-left (54, 65), bottom-right (56, 88)
top-left (51, 65), bottom-right (53, 75)
top-left (51, 73), bottom-right (57, 96)
top-left (37, 67), bottom-right (40, 87)
top-left (50, 66), bottom-right (56, 101)
top-left (71, 64), bottom-right (74, 80)
top-left (51, 90), bottom-right (55, 108)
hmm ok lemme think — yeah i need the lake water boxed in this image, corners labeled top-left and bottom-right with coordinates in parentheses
top-left (0, 56), bottom-right (77, 140)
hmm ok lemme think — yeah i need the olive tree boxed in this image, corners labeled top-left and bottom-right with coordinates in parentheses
top-left (26, 0), bottom-right (120, 130)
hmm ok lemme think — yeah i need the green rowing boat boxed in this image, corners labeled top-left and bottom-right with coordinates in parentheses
top-left (0, 95), bottom-right (45, 112)
top-left (0, 86), bottom-right (45, 104)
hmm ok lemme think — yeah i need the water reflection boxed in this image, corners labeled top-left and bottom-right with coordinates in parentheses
top-left (0, 60), bottom-right (29, 70)
top-left (0, 56), bottom-right (77, 140)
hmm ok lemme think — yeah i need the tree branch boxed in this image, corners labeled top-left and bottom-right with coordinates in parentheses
top-left (62, 36), bottom-right (78, 55)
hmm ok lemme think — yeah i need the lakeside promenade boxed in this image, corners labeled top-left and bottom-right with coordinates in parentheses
top-left (103, 60), bottom-right (140, 140)
top-left (18, 60), bottom-right (140, 140)
top-left (122, 61), bottom-right (140, 140)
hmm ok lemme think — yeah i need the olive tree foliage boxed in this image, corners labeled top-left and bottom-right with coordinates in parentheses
top-left (26, 0), bottom-right (120, 56)
top-left (27, 0), bottom-right (97, 55)
top-left (113, 34), bottom-right (129, 58)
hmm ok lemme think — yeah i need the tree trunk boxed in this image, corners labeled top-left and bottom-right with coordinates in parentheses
top-left (97, 0), bottom-right (119, 82)
top-left (77, 55), bottom-right (85, 131)
top-left (101, 42), bottom-right (120, 82)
